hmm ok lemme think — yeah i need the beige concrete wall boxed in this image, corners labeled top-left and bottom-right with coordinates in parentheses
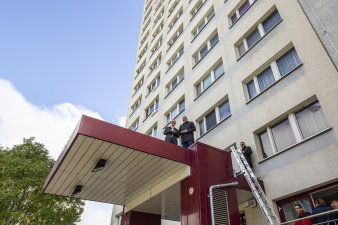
top-left (123, 0), bottom-right (338, 223)
top-left (239, 202), bottom-right (268, 225)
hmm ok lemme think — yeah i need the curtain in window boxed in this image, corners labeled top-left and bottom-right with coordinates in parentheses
top-left (179, 99), bottom-right (185, 112)
top-left (257, 67), bottom-right (275, 92)
top-left (219, 101), bottom-right (231, 120)
top-left (277, 48), bottom-right (301, 77)
top-left (259, 131), bottom-right (274, 158)
top-left (210, 34), bottom-right (219, 47)
top-left (153, 127), bottom-right (157, 138)
top-left (206, 110), bottom-right (217, 131)
top-left (271, 119), bottom-right (296, 151)
top-left (295, 102), bottom-right (329, 139)
top-left (262, 10), bottom-right (281, 33)
top-left (238, 42), bottom-right (246, 56)
top-left (199, 121), bottom-right (205, 135)
top-left (282, 198), bottom-right (312, 222)
top-left (214, 63), bottom-right (224, 79)
top-left (247, 80), bottom-right (257, 99)
top-left (203, 75), bottom-right (212, 90)
top-left (197, 83), bottom-right (202, 96)
top-left (238, 0), bottom-right (250, 16)
top-left (246, 28), bottom-right (261, 49)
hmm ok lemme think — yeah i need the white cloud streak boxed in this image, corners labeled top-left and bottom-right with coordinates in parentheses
top-left (0, 78), bottom-right (114, 225)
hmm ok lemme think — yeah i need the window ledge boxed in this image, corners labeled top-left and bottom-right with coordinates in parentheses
top-left (164, 78), bottom-right (184, 99)
top-left (148, 63), bottom-right (161, 77)
top-left (194, 72), bottom-right (224, 101)
top-left (197, 114), bottom-right (232, 140)
top-left (236, 19), bottom-right (283, 61)
top-left (245, 63), bottom-right (303, 104)
top-left (258, 127), bottom-right (332, 163)
top-left (132, 85), bottom-right (143, 98)
top-left (191, 13), bottom-right (215, 43)
top-left (145, 85), bottom-right (160, 98)
top-left (162, 109), bottom-right (185, 129)
top-left (143, 109), bottom-right (159, 122)
top-left (166, 53), bottom-right (184, 74)
top-left (167, 30), bottom-right (183, 53)
top-left (192, 40), bottom-right (219, 70)
top-left (229, 0), bottom-right (257, 29)
top-left (129, 106), bottom-right (140, 118)
top-left (190, 0), bottom-right (207, 22)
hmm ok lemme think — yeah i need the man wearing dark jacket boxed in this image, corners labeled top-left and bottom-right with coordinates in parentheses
top-left (179, 116), bottom-right (196, 148)
top-left (163, 120), bottom-right (180, 145)
top-left (240, 142), bottom-right (253, 168)
top-left (313, 198), bottom-right (335, 225)
top-left (294, 204), bottom-right (312, 225)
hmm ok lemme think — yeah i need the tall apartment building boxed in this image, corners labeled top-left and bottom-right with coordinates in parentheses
top-left (113, 0), bottom-right (338, 224)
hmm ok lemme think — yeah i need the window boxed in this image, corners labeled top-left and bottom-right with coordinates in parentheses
top-left (136, 60), bottom-right (146, 76)
top-left (141, 18), bottom-right (151, 35)
top-left (133, 77), bottom-right (144, 95)
top-left (155, 0), bottom-right (164, 13)
top-left (150, 37), bottom-right (162, 58)
top-left (196, 62), bottom-right (224, 96)
top-left (145, 99), bottom-right (159, 118)
top-left (258, 101), bottom-right (329, 159)
top-left (131, 97), bottom-right (142, 114)
top-left (276, 48), bottom-right (301, 77)
top-left (167, 46), bottom-right (184, 69)
top-left (246, 47), bottom-right (301, 100)
top-left (138, 44), bottom-right (148, 62)
top-left (131, 119), bottom-right (139, 131)
top-left (153, 8), bottom-right (164, 27)
top-left (169, 8), bottom-right (183, 32)
top-left (191, 0), bottom-right (206, 20)
top-left (168, 0), bottom-right (180, 17)
top-left (148, 125), bottom-right (158, 138)
top-left (166, 99), bottom-right (185, 123)
top-left (236, 10), bottom-right (282, 57)
top-left (152, 22), bottom-right (163, 42)
top-left (143, 7), bottom-right (152, 24)
top-left (139, 31), bottom-right (149, 49)
top-left (295, 102), bottom-right (330, 139)
top-left (148, 75), bottom-right (160, 94)
top-left (168, 25), bottom-right (183, 50)
top-left (192, 10), bottom-right (215, 39)
top-left (194, 33), bottom-right (219, 65)
top-left (149, 54), bottom-right (162, 74)
top-left (230, 0), bottom-right (256, 25)
top-left (199, 100), bottom-right (231, 135)
top-left (168, 71), bottom-right (184, 93)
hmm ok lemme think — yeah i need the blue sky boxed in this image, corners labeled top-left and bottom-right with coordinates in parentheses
top-left (0, 0), bottom-right (145, 224)
top-left (0, 0), bottom-right (144, 123)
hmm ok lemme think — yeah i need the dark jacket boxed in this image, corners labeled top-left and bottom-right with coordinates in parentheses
top-left (242, 146), bottom-right (253, 168)
top-left (179, 121), bottom-right (196, 143)
top-left (163, 126), bottom-right (180, 145)
top-left (313, 203), bottom-right (335, 224)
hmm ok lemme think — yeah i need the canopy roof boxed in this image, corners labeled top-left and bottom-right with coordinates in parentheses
top-left (43, 115), bottom-right (191, 211)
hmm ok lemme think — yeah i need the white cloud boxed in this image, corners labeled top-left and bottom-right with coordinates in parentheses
top-left (0, 78), bottom-right (114, 225)
top-left (78, 201), bottom-right (113, 225)
top-left (0, 78), bottom-right (103, 159)
top-left (118, 116), bottom-right (126, 127)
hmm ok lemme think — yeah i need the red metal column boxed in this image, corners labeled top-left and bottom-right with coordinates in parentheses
top-left (181, 142), bottom-right (241, 225)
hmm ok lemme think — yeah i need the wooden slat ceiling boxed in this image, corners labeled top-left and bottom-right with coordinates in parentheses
top-left (44, 134), bottom-right (190, 206)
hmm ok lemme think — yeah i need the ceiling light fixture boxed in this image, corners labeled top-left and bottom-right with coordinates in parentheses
top-left (92, 159), bottom-right (107, 172)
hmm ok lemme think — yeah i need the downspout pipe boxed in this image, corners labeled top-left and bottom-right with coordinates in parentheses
top-left (209, 182), bottom-right (239, 225)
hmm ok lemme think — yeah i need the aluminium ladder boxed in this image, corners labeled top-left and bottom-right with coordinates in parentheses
top-left (230, 146), bottom-right (280, 225)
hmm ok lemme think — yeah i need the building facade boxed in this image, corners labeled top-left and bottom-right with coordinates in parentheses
top-left (117, 0), bottom-right (338, 224)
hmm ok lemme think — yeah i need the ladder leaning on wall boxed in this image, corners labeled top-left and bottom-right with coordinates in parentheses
top-left (230, 146), bottom-right (281, 225)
